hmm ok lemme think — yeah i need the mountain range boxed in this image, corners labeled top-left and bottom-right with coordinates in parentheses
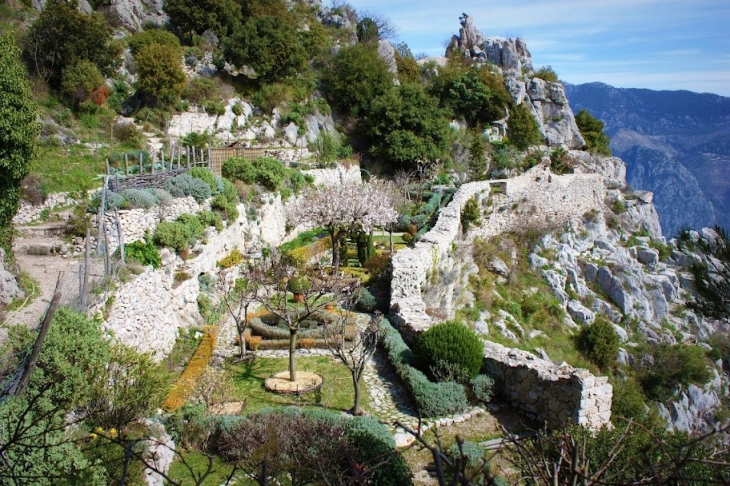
top-left (564, 82), bottom-right (730, 236)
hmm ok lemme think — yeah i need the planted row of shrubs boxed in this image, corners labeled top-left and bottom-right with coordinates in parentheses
top-left (162, 326), bottom-right (218, 412)
top-left (379, 319), bottom-right (468, 417)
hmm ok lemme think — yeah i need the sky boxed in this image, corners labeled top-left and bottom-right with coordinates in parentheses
top-left (342, 0), bottom-right (730, 97)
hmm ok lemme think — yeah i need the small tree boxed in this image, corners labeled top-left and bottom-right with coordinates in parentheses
top-left (576, 316), bottom-right (619, 370)
top-left (288, 181), bottom-right (397, 274)
top-left (61, 60), bottom-right (105, 111)
top-left (575, 108), bottom-right (611, 156)
top-left (507, 102), bottom-right (541, 150)
top-left (255, 254), bottom-right (357, 382)
top-left (221, 264), bottom-right (264, 358)
top-left (0, 34), bottom-right (39, 256)
top-left (134, 43), bottom-right (186, 105)
top-left (324, 308), bottom-right (381, 415)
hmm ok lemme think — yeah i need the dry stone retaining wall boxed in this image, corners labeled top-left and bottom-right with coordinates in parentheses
top-left (482, 341), bottom-right (612, 429)
top-left (390, 164), bottom-right (612, 429)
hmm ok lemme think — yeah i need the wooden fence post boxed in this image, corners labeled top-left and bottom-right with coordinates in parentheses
top-left (139, 152), bottom-right (143, 174)
top-left (124, 154), bottom-right (129, 176)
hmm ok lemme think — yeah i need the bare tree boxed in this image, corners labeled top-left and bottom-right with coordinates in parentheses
top-left (323, 305), bottom-right (381, 415)
top-left (255, 255), bottom-right (358, 382)
top-left (288, 180), bottom-right (398, 274)
top-left (220, 264), bottom-right (264, 358)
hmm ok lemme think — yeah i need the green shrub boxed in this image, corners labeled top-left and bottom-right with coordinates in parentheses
top-left (188, 167), bottom-right (218, 194)
top-left (127, 29), bottom-right (180, 55)
top-left (611, 376), bottom-right (647, 420)
top-left (380, 319), bottom-right (468, 417)
top-left (637, 344), bottom-right (712, 401)
top-left (210, 194), bottom-right (238, 221)
top-left (153, 221), bottom-right (191, 252)
top-left (533, 65), bottom-right (559, 82)
top-left (470, 374), bottom-right (495, 403)
top-left (461, 196), bottom-right (481, 233)
top-left (204, 100), bottom-right (226, 116)
top-left (576, 317), bottom-right (619, 370)
top-left (164, 173), bottom-right (211, 202)
top-left (90, 191), bottom-right (126, 212)
top-left (220, 178), bottom-right (239, 203)
top-left (575, 109), bottom-right (611, 156)
top-left (124, 238), bottom-right (161, 268)
top-left (448, 440), bottom-right (486, 475)
top-left (347, 416), bottom-right (413, 486)
top-left (121, 188), bottom-right (156, 209)
top-left (181, 131), bottom-right (211, 148)
top-left (197, 210), bottom-right (223, 231)
top-left (416, 320), bottom-right (484, 381)
top-left (222, 156), bottom-right (287, 191)
top-left (287, 275), bottom-right (310, 293)
top-left (492, 144), bottom-right (522, 170)
top-left (507, 102), bottom-right (541, 150)
top-left (175, 213), bottom-right (204, 240)
top-left (217, 248), bottom-right (243, 269)
top-left (231, 103), bottom-right (243, 116)
top-left (145, 188), bottom-right (172, 206)
top-left (355, 287), bottom-right (377, 313)
top-left (182, 77), bottom-right (218, 104)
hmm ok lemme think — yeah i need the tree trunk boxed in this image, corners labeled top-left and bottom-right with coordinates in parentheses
top-left (389, 229), bottom-right (394, 253)
top-left (289, 329), bottom-right (298, 382)
top-left (331, 230), bottom-right (341, 275)
top-left (240, 306), bottom-right (250, 358)
top-left (351, 369), bottom-right (361, 415)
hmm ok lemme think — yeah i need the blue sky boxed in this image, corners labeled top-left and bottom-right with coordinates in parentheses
top-left (342, 0), bottom-right (730, 96)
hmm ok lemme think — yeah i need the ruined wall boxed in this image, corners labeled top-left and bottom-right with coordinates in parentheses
top-left (482, 341), bottom-right (612, 429)
top-left (390, 164), bottom-right (612, 429)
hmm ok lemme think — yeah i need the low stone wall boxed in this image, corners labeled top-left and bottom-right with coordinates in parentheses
top-left (13, 192), bottom-right (77, 225)
top-left (482, 341), bottom-right (612, 429)
top-left (389, 164), bottom-right (612, 429)
top-left (96, 196), bottom-right (207, 254)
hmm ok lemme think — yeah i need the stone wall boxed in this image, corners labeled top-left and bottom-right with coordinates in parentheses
top-left (12, 192), bottom-right (77, 225)
top-left (482, 341), bottom-right (612, 429)
top-left (391, 164), bottom-right (606, 336)
top-left (96, 196), bottom-right (208, 254)
top-left (303, 163), bottom-right (361, 187)
top-left (390, 164), bottom-right (612, 429)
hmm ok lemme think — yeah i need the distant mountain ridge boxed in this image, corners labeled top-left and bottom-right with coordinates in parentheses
top-left (564, 82), bottom-right (730, 236)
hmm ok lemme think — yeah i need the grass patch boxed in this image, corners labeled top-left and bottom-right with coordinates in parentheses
top-left (279, 227), bottom-right (328, 253)
top-left (226, 356), bottom-right (370, 414)
top-left (372, 234), bottom-right (406, 246)
top-left (167, 450), bottom-right (242, 485)
top-left (31, 145), bottom-right (105, 193)
top-left (4, 272), bottom-right (41, 313)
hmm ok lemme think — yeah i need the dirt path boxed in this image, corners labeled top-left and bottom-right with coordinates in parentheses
top-left (4, 237), bottom-right (82, 328)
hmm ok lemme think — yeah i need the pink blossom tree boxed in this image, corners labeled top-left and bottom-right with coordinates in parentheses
top-left (288, 180), bottom-right (398, 273)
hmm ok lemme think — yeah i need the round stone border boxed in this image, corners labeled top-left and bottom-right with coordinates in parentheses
top-left (264, 371), bottom-right (324, 395)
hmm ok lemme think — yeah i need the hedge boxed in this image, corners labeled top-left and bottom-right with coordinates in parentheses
top-left (285, 237), bottom-right (332, 266)
top-left (163, 326), bottom-right (218, 412)
top-left (380, 319), bottom-right (467, 417)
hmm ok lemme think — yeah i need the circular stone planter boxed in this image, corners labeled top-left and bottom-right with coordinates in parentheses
top-left (264, 371), bottom-right (324, 395)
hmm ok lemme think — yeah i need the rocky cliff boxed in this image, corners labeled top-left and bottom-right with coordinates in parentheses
top-left (565, 82), bottom-right (730, 236)
top-left (447, 15), bottom-right (585, 149)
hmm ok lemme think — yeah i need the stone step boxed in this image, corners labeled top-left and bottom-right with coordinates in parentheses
top-left (16, 222), bottom-right (70, 238)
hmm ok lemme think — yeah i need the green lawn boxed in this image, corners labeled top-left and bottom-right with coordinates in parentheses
top-left (226, 355), bottom-right (369, 414)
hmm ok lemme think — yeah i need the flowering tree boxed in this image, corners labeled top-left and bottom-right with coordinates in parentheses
top-left (220, 264), bottom-right (264, 358)
top-left (288, 180), bottom-right (398, 273)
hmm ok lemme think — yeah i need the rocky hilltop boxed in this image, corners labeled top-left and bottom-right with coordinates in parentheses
top-left (446, 15), bottom-right (585, 149)
top-left (565, 82), bottom-right (730, 236)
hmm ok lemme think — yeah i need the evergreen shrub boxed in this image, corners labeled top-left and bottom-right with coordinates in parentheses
top-left (415, 320), bottom-right (484, 380)
top-left (355, 287), bottom-right (377, 313)
top-left (576, 316), bottom-right (619, 370)
top-left (121, 188), bottom-right (156, 209)
top-left (470, 374), bottom-right (495, 403)
top-left (380, 319), bottom-right (468, 417)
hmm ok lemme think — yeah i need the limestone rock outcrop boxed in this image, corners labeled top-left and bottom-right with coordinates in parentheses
top-left (0, 249), bottom-right (23, 306)
top-left (447, 15), bottom-right (585, 149)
